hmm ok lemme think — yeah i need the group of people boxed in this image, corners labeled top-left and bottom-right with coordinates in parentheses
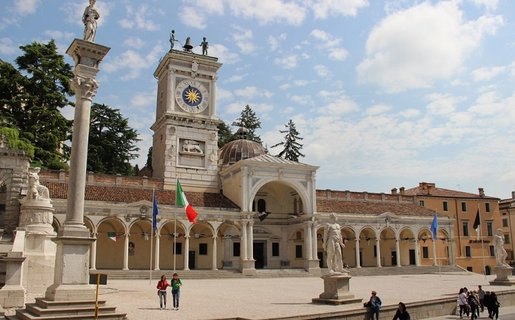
top-left (364, 290), bottom-right (410, 320)
top-left (156, 273), bottom-right (182, 310)
top-left (458, 285), bottom-right (500, 319)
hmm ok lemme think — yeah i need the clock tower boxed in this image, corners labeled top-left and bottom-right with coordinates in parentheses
top-left (151, 48), bottom-right (222, 192)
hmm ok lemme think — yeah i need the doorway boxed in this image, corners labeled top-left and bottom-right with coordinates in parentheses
top-left (188, 251), bottom-right (195, 270)
top-left (253, 241), bottom-right (266, 269)
top-left (391, 251), bottom-right (397, 266)
top-left (409, 249), bottom-right (416, 265)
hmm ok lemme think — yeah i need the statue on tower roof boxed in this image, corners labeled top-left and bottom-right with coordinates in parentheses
top-left (169, 30), bottom-right (177, 51)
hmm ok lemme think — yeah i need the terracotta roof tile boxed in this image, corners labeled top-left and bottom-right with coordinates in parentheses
top-left (316, 199), bottom-right (435, 216)
top-left (403, 186), bottom-right (498, 199)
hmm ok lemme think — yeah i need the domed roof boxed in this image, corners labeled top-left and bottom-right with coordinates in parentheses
top-left (219, 138), bottom-right (267, 166)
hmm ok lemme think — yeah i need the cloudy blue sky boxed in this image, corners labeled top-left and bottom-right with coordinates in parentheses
top-left (1, 0), bottom-right (515, 199)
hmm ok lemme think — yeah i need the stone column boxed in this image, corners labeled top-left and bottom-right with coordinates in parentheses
top-left (311, 223), bottom-right (318, 262)
top-left (248, 220), bottom-right (254, 261)
top-left (375, 239), bottom-right (381, 267)
top-left (396, 239), bottom-right (401, 267)
top-left (184, 236), bottom-right (190, 270)
top-left (355, 239), bottom-right (361, 268)
top-left (212, 236), bottom-right (218, 270)
top-left (432, 238), bottom-right (438, 266)
top-left (90, 234), bottom-right (97, 270)
top-left (123, 234), bottom-right (129, 270)
top-left (154, 234), bottom-right (160, 270)
top-left (45, 39), bottom-right (109, 302)
top-left (241, 221), bottom-right (248, 260)
top-left (414, 239), bottom-right (420, 266)
top-left (305, 222), bottom-right (313, 260)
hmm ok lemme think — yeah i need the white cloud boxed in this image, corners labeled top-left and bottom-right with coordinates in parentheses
top-left (328, 47), bottom-right (348, 61)
top-left (179, 6), bottom-right (208, 29)
top-left (14, 0), bottom-right (40, 15)
top-left (216, 87), bottom-right (233, 101)
top-left (231, 26), bottom-right (255, 54)
top-left (0, 38), bottom-right (18, 55)
top-left (314, 64), bottom-right (331, 78)
top-left (131, 92), bottom-right (155, 108)
top-left (311, 0), bottom-right (369, 19)
top-left (471, 66), bottom-right (506, 82)
top-left (310, 29), bottom-right (348, 61)
top-left (290, 95), bottom-right (312, 105)
top-left (268, 33), bottom-right (287, 52)
top-left (119, 5), bottom-right (159, 31)
top-left (471, 0), bottom-right (498, 11)
top-left (226, 0), bottom-right (306, 25)
top-left (124, 37), bottom-right (145, 48)
top-left (234, 86), bottom-right (273, 98)
top-left (44, 30), bottom-right (74, 41)
top-left (274, 54), bottom-right (298, 69)
top-left (366, 104), bottom-right (391, 115)
top-left (317, 91), bottom-right (359, 115)
top-left (103, 44), bottom-right (164, 80)
top-left (209, 44), bottom-right (240, 64)
top-left (225, 74), bottom-right (246, 83)
top-left (357, 2), bottom-right (503, 92)
top-left (425, 93), bottom-right (465, 115)
top-left (400, 108), bottom-right (421, 118)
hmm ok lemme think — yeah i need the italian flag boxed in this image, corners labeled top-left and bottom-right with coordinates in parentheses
top-left (176, 179), bottom-right (198, 224)
top-left (107, 232), bottom-right (117, 241)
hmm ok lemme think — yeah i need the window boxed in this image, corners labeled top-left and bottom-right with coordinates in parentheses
top-left (503, 219), bottom-right (509, 228)
top-left (233, 242), bottom-right (240, 257)
top-left (199, 243), bottom-right (208, 255)
top-left (373, 245), bottom-right (377, 257)
top-left (257, 199), bottom-right (266, 213)
top-left (174, 243), bottom-right (182, 255)
top-left (489, 245), bottom-right (495, 257)
top-left (443, 201), bottom-right (448, 211)
top-left (272, 242), bottom-right (280, 257)
top-left (485, 203), bottom-right (491, 212)
top-left (461, 202), bottom-right (467, 212)
top-left (462, 221), bottom-right (469, 237)
top-left (466, 267), bottom-right (473, 272)
top-left (505, 234), bottom-right (511, 244)
top-left (422, 247), bottom-right (429, 258)
top-left (419, 200), bottom-right (425, 207)
top-left (487, 221), bottom-right (493, 237)
top-left (295, 245), bottom-right (303, 258)
top-left (465, 246), bottom-right (471, 257)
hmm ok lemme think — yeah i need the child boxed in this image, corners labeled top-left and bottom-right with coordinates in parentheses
top-left (156, 275), bottom-right (169, 310)
top-left (171, 273), bottom-right (182, 310)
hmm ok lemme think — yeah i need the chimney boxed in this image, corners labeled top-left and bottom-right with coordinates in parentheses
top-left (399, 187), bottom-right (405, 195)
top-left (391, 188), bottom-right (398, 195)
top-left (478, 188), bottom-right (485, 198)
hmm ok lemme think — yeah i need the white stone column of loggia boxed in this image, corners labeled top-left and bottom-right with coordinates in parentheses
top-left (90, 233), bottom-right (97, 270)
top-left (211, 236), bottom-right (218, 270)
top-left (154, 234), bottom-right (160, 270)
top-left (376, 238), bottom-right (382, 267)
top-left (355, 238), bottom-right (361, 268)
top-left (45, 39), bottom-right (110, 302)
top-left (396, 238), bottom-right (401, 267)
top-left (241, 221), bottom-right (248, 260)
top-left (123, 233), bottom-right (129, 270)
top-left (183, 236), bottom-right (190, 270)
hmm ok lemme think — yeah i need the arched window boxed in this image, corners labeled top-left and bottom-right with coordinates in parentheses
top-left (257, 199), bottom-right (266, 213)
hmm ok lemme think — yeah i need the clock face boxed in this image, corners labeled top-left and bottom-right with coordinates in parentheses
top-left (175, 79), bottom-right (209, 114)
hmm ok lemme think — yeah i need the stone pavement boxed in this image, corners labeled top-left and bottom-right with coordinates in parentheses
top-left (88, 272), bottom-right (515, 320)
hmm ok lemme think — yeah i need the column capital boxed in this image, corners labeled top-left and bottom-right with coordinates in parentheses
top-left (72, 75), bottom-right (98, 101)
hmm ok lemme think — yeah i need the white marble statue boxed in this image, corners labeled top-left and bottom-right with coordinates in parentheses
top-left (494, 229), bottom-right (510, 267)
top-left (323, 213), bottom-right (346, 273)
top-left (82, 0), bottom-right (99, 42)
top-left (182, 140), bottom-right (203, 154)
top-left (27, 167), bottom-right (49, 200)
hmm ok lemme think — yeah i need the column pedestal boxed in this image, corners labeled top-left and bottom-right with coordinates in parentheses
top-left (489, 266), bottom-right (515, 286)
top-left (304, 259), bottom-right (321, 275)
top-left (312, 273), bottom-right (362, 305)
top-left (240, 259), bottom-right (256, 276)
top-left (0, 252), bottom-right (26, 308)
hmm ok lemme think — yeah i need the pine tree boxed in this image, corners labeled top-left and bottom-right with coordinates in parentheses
top-left (87, 103), bottom-right (140, 175)
top-left (231, 105), bottom-right (262, 143)
top-left (0, 41), bottom-right (74, 169)
top-left (145, 146), bottom-right (153, 169)
top-left (271, 119), bottom-right (305, 162)
top-left (217, 121), bottom-right (233, 148)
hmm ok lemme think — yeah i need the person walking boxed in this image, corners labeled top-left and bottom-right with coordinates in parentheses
top-left (392, 302), bottom-right (410, 320)
top-left (490, 291), bottom-right (500, 320)
top-left (366, 290), bottom-right (382, 320)
top-left (458, 288), bottom-right (469, 318)
top-left (467, 291), bottom-right (480, 320)
top-left (171, 273), bottom-right (183, 310)
top-left (478, 285), bottom-right (485, 313)
top-left (156, 275), bottom-right (170, 310)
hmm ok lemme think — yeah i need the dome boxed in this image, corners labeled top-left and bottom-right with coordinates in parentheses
top-left (219, 139), bottom-right (267, 166)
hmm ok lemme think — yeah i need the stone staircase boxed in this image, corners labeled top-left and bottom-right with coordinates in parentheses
top-left (5, 298), bottom-right (126, 320)
top-left (91, 265), bottom-right (467, 280)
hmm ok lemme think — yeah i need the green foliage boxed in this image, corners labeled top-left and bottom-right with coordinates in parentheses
top-left (0, 41), bottom-right (73, 169)
top-left (231, 104), bottom-right (262, 143)
top-left (145, 146), bottom-right (152, 168)
top-left (87, 103), bottom-right (140, 175)
top-left (217, 120), bottom-right (234, 148)
top-left (0, 126), bottom-right (35, 157)
top-left (271, 119), bottom-right (305, 162)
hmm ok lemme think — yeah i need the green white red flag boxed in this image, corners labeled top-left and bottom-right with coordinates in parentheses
top-left (176, 179), bottom-right (198, 224)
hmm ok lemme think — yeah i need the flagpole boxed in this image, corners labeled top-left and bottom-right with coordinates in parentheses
top-left (478, 205), bottom-right (486, 280)
top-left (173, 212), bottom-right (177, 274)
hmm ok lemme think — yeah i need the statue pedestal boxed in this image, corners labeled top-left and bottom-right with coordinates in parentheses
top-left (489, 266), bottom-right (515, 286)
top-left (312, 273), bottom-right (362, 305)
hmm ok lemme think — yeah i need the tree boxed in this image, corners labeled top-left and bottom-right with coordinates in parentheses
top-left (0, 41), bottom-right (74, 169)
top-left (87, 103), bottom-right (140, 175)
top-left (145, 146), bottom-right (153, 168)
top-left (0, 126), bottom-right (35, 157)
top-left (217, 121), bottom-right (233, 148)
top-left (231, 105), bottom-right (262, 143)
top-left (271, 119), bottom-right (305, 162)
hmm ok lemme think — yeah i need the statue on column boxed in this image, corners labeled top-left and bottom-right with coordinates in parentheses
top-left (82, 0), bottom-right (100, 42)
top-left (494, 229), bottom-right (510, 267)
top-left (323, 213), bottom-right (346, 273)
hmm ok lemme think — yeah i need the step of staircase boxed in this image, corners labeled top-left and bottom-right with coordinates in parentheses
top-left (5, 298), bottom-right (126, 320)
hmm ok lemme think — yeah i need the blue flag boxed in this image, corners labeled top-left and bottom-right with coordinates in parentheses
top-left (152, 190), bottom-right (159, 233)
top-left (431, 212), bottom-right (438, 240)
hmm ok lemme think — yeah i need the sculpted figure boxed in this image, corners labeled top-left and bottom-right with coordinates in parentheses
top-left (82, 0), bottom-right (100, 42)
top-left (182, 140), bottom-right (203, 154)
top-left (169, 30), bottom-right (176, 50)
top-left (323, 213), bottom-right (346, 273)
top-left (494, 229), bottom-right (510, 267)
top-left (200, 37), bottom-right (208, 55)
top-left (27, 168), bottom-right (49, 200)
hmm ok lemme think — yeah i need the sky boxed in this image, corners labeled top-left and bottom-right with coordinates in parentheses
top-left (1, 0), bottom-right (515, 199)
